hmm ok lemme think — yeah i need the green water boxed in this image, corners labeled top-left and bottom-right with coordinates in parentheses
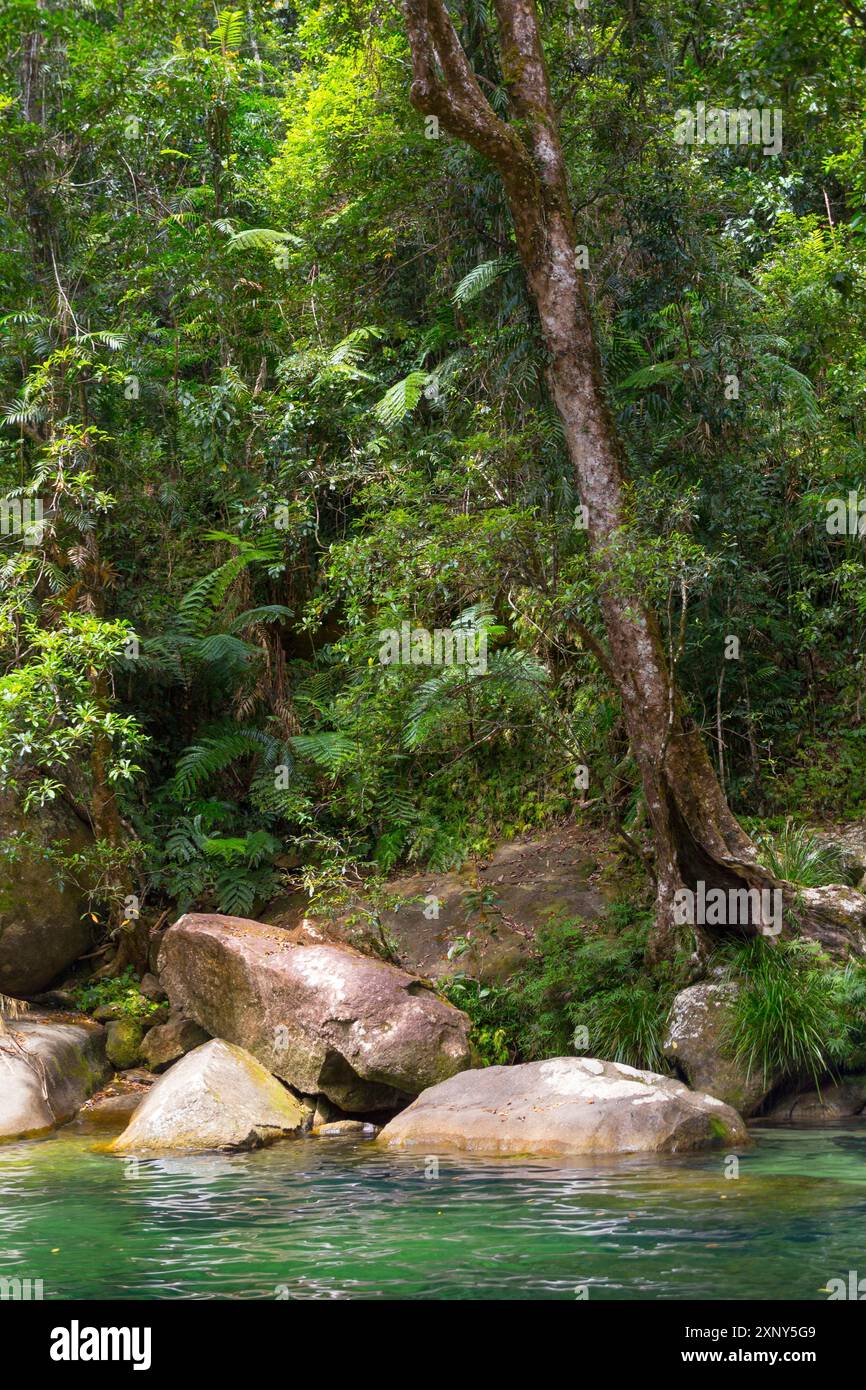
top-left (2, 1121), bottom-right (866, 1299)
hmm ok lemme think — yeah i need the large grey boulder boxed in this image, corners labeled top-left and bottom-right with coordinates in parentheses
top-left (109, 1039), bottom-right (308, 1153)
top-left (377, 1056), bottom-right (747, 1157)
top-left (0, 1017), bottom-right (110, 1141)
top-left (0, 794), bottom-right (93, 996)
top-left (158, 913), bottom-right (471, 1112)
top-left (663, 979), bottom-right (774, 1117)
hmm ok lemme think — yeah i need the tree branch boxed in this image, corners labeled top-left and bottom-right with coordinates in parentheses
top-left (402, 0), bottom-right (538, 206)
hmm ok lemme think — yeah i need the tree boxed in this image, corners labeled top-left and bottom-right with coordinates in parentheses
top-left (400, 0), bottom-right (866, 960)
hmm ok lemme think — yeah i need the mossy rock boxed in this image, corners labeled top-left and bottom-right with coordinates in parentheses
top-left (0, 792), bottom-right (93, 997)
top-left (105, 1018), bottom-right (145, 1070)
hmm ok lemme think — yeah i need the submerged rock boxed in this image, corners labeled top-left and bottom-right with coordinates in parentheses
top-left (0, 793), bottom-right (93, 997)
top-left (313, 1120), bottom-right (381, 1137)
top-left (377, 1056), bottom-right (747, 1157)
top-left (0, 1018), bottom-right (110, 1141)
top-left (663, 979), bottom-right (774, 1117)
top-left (158, 913), bottom-right (471, 1112)
top-left (109, 1039), bottom-right (308, 1153)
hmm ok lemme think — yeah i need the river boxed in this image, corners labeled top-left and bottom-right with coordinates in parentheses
top-left (0, 1121), bottom-right (863, 1299)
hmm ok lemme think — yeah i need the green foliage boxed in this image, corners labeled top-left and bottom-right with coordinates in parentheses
top-left (373, 371), bottom-right (430, 428)
top-left (440, 902), bottom-right (674, 1072)
top-left (70, 968), bottom-right (159, 1024)
top-left (0, 0), bottom-right (865, 929)
top-left (755, 819), bottom-right (846, 887)
top-left (151, 806), bottom-right (281, 915)
top-left (581, 983), bottom-right (671, 1073)
top-left (720, 939), bottom-right (850, 1088)
top-left (452, 258), bottom-right (517, 307)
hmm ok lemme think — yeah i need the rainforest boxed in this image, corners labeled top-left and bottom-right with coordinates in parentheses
top-left (1, 0), bottom-right (866, 1330)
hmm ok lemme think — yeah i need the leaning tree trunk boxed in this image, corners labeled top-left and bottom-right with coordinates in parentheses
top-left (401, 0), bottom-right (866, 962)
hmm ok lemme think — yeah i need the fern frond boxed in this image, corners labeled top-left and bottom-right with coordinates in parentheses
top-left (227, 605), bottom-right (292, 633)
top-left (373, 370), bottom-right (429, 428)
top-left (452, 256), bottom-right (517, 306)
top-left (169, 726), bottom-right (288, 797)
top-left (290, 731), bottom-right (357, 772)
top-left (226, 227), bottom-right (301, 256)
top-left (210, 7), bottom-right (245, 54)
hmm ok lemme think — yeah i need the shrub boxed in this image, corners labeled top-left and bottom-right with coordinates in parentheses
top-left (755, 818), bottom-right (845, 887)
top-left (719, 939), bottom-right (847, 1087)
top-left (70, 967), bottom-right (160, 1023)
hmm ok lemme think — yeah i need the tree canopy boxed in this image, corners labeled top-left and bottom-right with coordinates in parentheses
top-left (1, 0), bottom-right (865, 940)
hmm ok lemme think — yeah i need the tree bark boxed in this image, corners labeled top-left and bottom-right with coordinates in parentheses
top-left (401, 0), bottom-right (866, 962)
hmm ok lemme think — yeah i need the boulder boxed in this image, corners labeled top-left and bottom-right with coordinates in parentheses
top-left (109, 1039), bottom-right (308, 1153)
top-left (766, 1076), bottom-right (866, 1123)
top-left (80, 1083), bottom-right (148, 1127)
top-left (0, 1017), bottom-right (110, 1141)
top-left (85, 1092), bottom-right (145, 1125)
top-left (105, 1018), bottom-right (144, 1070)
top-left (378, 1056), bottom-right (747, 1157)
top-left (312, 1095), bottom-right (344, 1129)
top-left (140, 1015), bottom-right (210, 1072)
top-left (139, 973), bottom-right (167, 1003)
top-left (0, 793), bottom-right (93, 996)
top-left (663, 979), bottom-right (773, 1117)
top-left (158, 913), bottom-right (471, 1112)
top-left (265, 827), bottom-right (608, 984)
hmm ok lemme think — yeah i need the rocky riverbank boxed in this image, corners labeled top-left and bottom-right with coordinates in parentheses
top-left (5, 823), bottom-right (866, 1154)
top-left (0, 909), bottom-right (748, 1157)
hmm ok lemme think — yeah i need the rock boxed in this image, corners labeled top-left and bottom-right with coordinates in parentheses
top-left (0, 793), bottom-right (93, 997)
top-left (93, 1004), bottom-right (125, 1023)
top-left (812, 825), bottom-right (866, 886)
top-left (105, 1018), bottom-right (144, 1069)
top-left (139, 1015), bottom-right (210, 1072)
top-left (109, 1039), bottom-right (308, 1153)
top-left (663, 980), bottom-right (773, 1117)
top-left (147, 925), bottom-right (168, 976)
top-left (313, 1120), bottom-right (381, 1137)
top-left (378, 1057), bottom-right (747, 1156)
top-left (120, 1067), bottom-right (157, 1087)
top-left (139, 973), bottom-right (167, 1004)
top-left (766, 1076), bottom-right (866, 1123)
top-left (80, 1087), bottom-right (146, 1127)
top-left (265, 827), bottom-right (609, 985)
top-left (312, 1096), bottom-right (344, 1129)
top-left (158, 913), bottom-right (471, 1112)
top-left (0, 1018), bottom-right (110, 1141)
